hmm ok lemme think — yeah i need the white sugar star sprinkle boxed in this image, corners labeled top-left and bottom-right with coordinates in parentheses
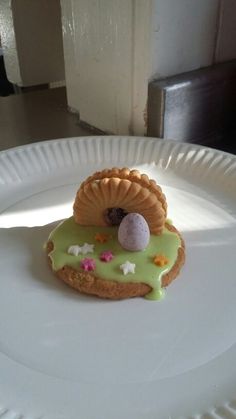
top-left (120, 261), bottom-right (136, 275)
top-left (68, 245), bottom-right (83, 256)
top-left (68, 243), bottom-right (94, 256)
top-left (81, 243), bottom-right (94, 254)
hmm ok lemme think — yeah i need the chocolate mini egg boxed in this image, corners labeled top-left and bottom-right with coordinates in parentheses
top-left (118, 213), bottom-right (150, 251)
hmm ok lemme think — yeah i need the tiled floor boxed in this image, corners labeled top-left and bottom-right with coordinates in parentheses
top-left (0, 87), bottom-right (99, 151)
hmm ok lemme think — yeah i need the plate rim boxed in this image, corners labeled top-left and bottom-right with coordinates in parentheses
top-left (0, 135), bottom-right (236, 419)
top-left (0, 135), bottom-right (236, 161)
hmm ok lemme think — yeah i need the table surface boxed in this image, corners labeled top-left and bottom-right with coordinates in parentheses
top-left (0, 87), bottom-right (96, 151)
top-left (0, 86), bottom-right (235, 154)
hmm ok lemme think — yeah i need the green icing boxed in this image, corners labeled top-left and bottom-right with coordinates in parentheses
top-left (48, 217), bottom-right (180, 300)
top-left (145, 288), bottom-right (165, 301)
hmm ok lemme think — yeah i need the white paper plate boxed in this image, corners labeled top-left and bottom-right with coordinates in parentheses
top-left (0, 136), bottom-right (236, 419)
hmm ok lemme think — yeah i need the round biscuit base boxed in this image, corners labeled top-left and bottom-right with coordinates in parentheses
top-left (46, 223), bottom-right (185, 300)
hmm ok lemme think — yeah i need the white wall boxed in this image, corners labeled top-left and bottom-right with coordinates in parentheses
top-left (150, 0), bottom-right (220, 79)
top-left (61, 0), bottom-right (134, 135)
top-left (61, 0), bottom-right (236, 135)
top-left (0, 0), bottom-right (22, 85)
top-left (150, 0), bottom-right (236, 79)
top-left (214, 0), bottom-right (236, 63)
top-left (0, 0), bottom-right (65, 86)
top-left (61, 0), bottom-right (153, 135)
top-left (1, 0), bottom-right (235, 133)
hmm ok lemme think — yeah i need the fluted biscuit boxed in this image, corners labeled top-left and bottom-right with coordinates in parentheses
top-left (74, 168), bottom-right (167, 235)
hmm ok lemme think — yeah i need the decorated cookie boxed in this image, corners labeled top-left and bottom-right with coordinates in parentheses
top-left (46, 167), bottom-right (185, 300)
top-left (73, 167), bottom-right (167, 235)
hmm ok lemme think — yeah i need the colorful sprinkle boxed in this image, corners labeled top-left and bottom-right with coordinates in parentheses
top-left (95, 233), bottom-right (110, 243)
top-left (120, 261), bottom-right (136, 275)
top-left (68, 243), bottom-right (94, 256)
top-left (80, 258), bottom-right (96, 271)
top-left (100, 250), bottom-right (114, 262)
top-left (68, 245), bottom-right (82, 256)
top-left (153, 254), bottom-right (169, 267)
top-left (81, 243), bottom-right (94, 254)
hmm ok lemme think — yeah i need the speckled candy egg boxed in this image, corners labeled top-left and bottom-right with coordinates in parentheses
top-left (118, 213), bottom-right (150, 251)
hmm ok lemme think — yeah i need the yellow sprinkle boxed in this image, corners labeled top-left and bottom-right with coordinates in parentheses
top-left (95, 233), bottom-right (110, 243)
top-left (153, 254), bottom-right (169, 267)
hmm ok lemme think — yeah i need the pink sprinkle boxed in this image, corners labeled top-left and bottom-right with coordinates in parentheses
top-left (80, 258), bottom-right (96, 271)
top-left (100, 250), bottom-right (114, 262)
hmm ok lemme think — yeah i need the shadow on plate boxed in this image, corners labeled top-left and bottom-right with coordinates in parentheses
top-left (0, 220), bottom-right (103, 304)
